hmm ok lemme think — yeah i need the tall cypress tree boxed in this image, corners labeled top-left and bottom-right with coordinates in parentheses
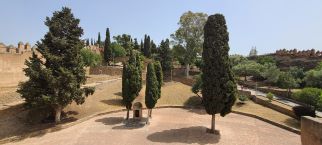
top-left (145, 63), bottom-right (158, 118)
top-left (122, 50), bottom-right (142, 119)
top-left (17, 7), bottom-right (94, 123)
top-left (202, 14), bottom-right (236, 134)
top-left (133, 38), bottom-right (140, 50)
top-left (91, 38), bottom-right (93, 45)
top-left (159, 39), bottom-right (172, 73)
top-left (143, 35), bottom-right (151, 58)
top-left (140, 40), bottom-right (144, 53)
top-left (104, 28), bottom-right (112, 65)
top-left (86, 39), bottom-right (90, 46)
top-left (154, 61), bottom-right (163, 99)
top-left (97, 32), bottom-right (101, 47)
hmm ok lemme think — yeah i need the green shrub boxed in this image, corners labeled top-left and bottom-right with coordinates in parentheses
top-left (293, 88), bottom-right (322, 110)
top-left (238, 95), bottom-right (249, 103)
top-left (81, 48), bottom-right (102, 67)
top-left (111, 42), bottom-right (126, 57)
top-left (292, 106), bottom-right (316, 120)
top-left (266, 92), bottom-right (274, 102)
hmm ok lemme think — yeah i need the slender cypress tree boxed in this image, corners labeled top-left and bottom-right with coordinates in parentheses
top-left (202, 14), bottom-right (236, 134)
top-left (97, 32), bottom-right (101, 47)
top-left (154, 61), bottom-right (163, 99)
top-left (143, 35), bottom-right (151, 58)
top-left (140, 40), bottom-right (144, 53)
top-left (104, 28), bottom-right (112, 65)
top-left (122, 50), bottom-right (142, 119)
top-left (159, 39), bottom-right (172, 73)
top-left (86, 39), bottom-right (90, 46)
top-left (133, 38), bottom-right (140, 50)
top-left (17, 7), bottom-right (94, 123)
top-left (145, 63), bottom-right (158, 118)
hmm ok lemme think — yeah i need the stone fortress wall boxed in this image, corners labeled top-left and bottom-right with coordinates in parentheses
top-left (0, 42), bottom-right (34, 87)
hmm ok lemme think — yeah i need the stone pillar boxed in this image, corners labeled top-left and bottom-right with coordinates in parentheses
top-left (301, 116), bottom-right (322, 145)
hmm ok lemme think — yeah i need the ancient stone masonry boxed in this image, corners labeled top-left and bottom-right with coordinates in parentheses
top-left (0, 42), bottom-right (36, 87)
top-left (275, 48), bottom-right (322, 58)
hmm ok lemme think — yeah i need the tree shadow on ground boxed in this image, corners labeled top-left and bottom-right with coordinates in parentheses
top-left (283, 118), bottom-right (300, 129)
top-left (114, 92), bottom-right (122, 97)
top-left (112, 118), bottom-right (147, 130)
top-left (183, 96), bottom-right (203, 107)
top-left (95, 117), bottom-right (124, 125)
top-left (100, 99), bottom-right (124, 107)
top-left (0, 104), bottom-right (78, 143)
top-left (147, 126), bottom-right (220, 145)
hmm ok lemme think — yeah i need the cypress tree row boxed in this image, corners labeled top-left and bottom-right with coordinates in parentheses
top-left (145, 63), bottom-right (159, 118)
top-left (17, 7), bottom-right (95, 123)
top-left (143, 35), bottom-right (151, 58)
top-left (122, 50), bottom-right (142, 120)
top-left (104, 28), bottom-right (112, 65)
top-left (202, 14), bottom-right (236, 134)
top-left (154, 61), bottom-right (163, 99)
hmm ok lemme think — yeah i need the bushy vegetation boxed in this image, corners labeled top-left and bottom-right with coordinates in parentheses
top-left (266, 92), bottom-right (274, 102)
top-left (81, 48), bottom-right (102, 67)
top-left (238, 95), bottom-right (249, 104)
top-left (110, 42), bottom-right (126, 57)
top-left (292, 106), bottom-right (316, 120)
top-left (292, 88), bottom-right (322, 111)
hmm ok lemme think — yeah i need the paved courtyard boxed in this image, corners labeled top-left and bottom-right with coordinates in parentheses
top-left (7, 108), bottom-right (300, 145)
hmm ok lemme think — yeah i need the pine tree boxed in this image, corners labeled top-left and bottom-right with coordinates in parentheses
top-left (122, 50), bottom-right (142, 119)
top-left (97, 32), bottom-right (101, 47)
top-left (145, 63), bottom-right (158, 118)
top-left (104, 28), bottom-right (112, 65)
top-left (86, 39), bottom-right (90, 46)
top-left (159, 39), bottom-right (172, 73)
top-left (17, 7), bottom-right (94, 123)
top-left (202, 14), bottom-right (236, 134)
top-left (154, 61), bottom-right (163, 99)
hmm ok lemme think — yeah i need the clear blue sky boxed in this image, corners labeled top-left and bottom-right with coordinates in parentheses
top-left (0, 0), bottom-right (321, 55)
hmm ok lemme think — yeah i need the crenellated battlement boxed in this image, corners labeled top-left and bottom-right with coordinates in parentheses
top-left (0, 42), bottom-right (35, 54)
top-left (275, 48), bottom-right (322, 58)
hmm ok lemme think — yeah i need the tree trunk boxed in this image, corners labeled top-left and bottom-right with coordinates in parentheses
top-left (287, 88), bottom-right (291, 98)
top-left (244, 76), bottom-right (247, 81)
top-left (185, 64), bottom-right (190, 78)
top-left (150, 109), bottom-right (153, 118)
top-left (126, 109), bottom-right (130, 120)
top-left (55, 105), bottom-right (62, 123)
top-left (211, 114), bottom-right (215, 133)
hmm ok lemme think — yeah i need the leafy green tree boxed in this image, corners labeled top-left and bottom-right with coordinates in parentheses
top-left (159, 39), bottom-right (173, 73)
top-left (17, 7), bottom-right (94, 123)
top-left (232, 60), bottom-right (262, 81)
top-left (293, 88), bottom-right (322, 110)
top-left (256, 56), bottom-right (276, 65)
top-left (113, 34), bottom-right (133, 55)
top-left (191, 74), bottom-right (202, 98)
top-left (154, 61), bottom-right (163, 99)
top-left (97, 32), bottom-right (101, 47)
top-left (171, 11), bottom-right (207, 77)
top-left (277, 72), bottom-right (298, 97)
top-left (110, 42), bottom-right (126, 57)
top-left (304, 69), bottom-right (322, 88)
top-left (145, 63), bottom-right (159, 118)
top-left (202, 14), bottom-right (236, 134)
top-left (229, 55), bottom-right (247, 66)
top-left (260, 64), bottom-right (281, 84)
top-left (104, 28), bottom-right (112, 65)
top-left (81, 48), bottom-right (102, 67)
top-left (122, 50), bottom-right (142, 119)
top-left (289, 66), bottom-right (305, 87)
top-left (143, 35), bottom-right (151, 58)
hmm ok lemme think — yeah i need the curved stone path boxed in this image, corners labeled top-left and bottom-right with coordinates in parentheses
top-left (6, 108), bottom-right (300, 145)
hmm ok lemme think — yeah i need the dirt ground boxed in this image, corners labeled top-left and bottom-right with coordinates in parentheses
top-left (0, 77), bottom-right (299, 142)
top-left (6, 108), bottom-right (300, 145)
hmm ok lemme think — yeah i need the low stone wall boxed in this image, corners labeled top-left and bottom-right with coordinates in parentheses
top-left (89, 66), bottom-right (122, 76)
top-left (255, 96), bottom-right (296, 118)
top-left (301, 116), bottom-right (322, 145)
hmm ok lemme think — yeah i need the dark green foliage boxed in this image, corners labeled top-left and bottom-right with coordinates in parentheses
top-left (232, 60), bottom-right (262, 81)
top-left (140, 40), bottom-right (144, 52)
top-left (292, 106), bottom-right (316, 120)
top-left (17, 7), bottom-right (94, 122)
top-left (154, 61), bottom-right (163, 99)
top-left (191, 74), bottom-right (202, 97)
top-left (81, 48), bottom-right (102, 67)
top-left (229, 55), bottom-right (247, 66)
top-left (150, 40), bottom-right (157, 54)
top-left (277, 72), bottom-right (298, 97)
top-left (145, 63), bottom-right (159, 109)
top-left (256, 56), bottom-right (276, 65)
top-left (143, 35), bottom-right (151, 58)
top-left (293, 88), bottom-right (322, 110)
top-left (122, 50), bottom-right (142, 119)
top-left (97, 32), bottom-right (101, 47)
top-left (133, 38), bottom-right (140, 50)
top-left (304, 69), bottom-right (322, 88)
top-left (159, 39), bottom-right (172, 73)
top-left (201, 14), bottom-right (236, 116)
top-left (86, 39), bottom-right (90, 46)
top-left (104, 28), bottom-right (112, 65)
top-left (238, 95), bottom-right (248, 103)
top-left (194, 58), bottom-right (203, 69)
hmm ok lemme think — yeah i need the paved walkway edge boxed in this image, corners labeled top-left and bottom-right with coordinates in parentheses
top-left (0, 105), bottom-right (300, 144)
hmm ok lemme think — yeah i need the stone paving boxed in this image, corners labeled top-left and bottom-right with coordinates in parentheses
top-left (6, 108), bottom-right (300, 145)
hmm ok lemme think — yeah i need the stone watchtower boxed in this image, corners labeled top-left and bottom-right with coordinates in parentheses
top-left (17, 41), bottom-right (24, 54)
top-left (24, 42), bottom-right (31, 51)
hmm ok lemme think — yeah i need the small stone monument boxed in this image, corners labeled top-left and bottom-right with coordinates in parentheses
top-left (132, 102), bottom-right (142, 120)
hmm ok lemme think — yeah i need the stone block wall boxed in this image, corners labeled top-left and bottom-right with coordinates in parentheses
top-left (301, 116), bottom-right (322, 145)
